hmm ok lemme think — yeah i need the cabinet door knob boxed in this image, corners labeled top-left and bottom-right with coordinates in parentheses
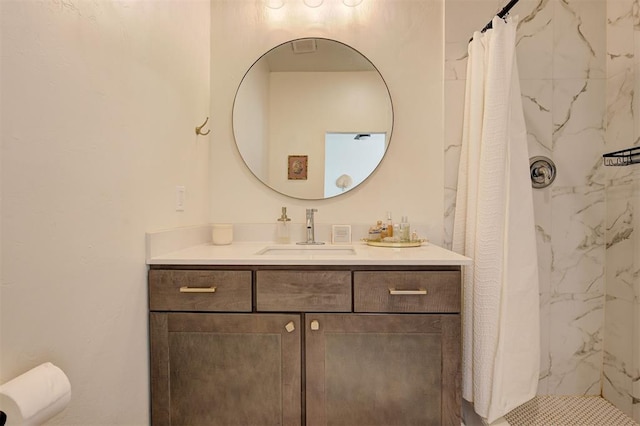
top-left (310, 320), bottom-right (320, 331)
top-left (285, 321), bottom-right (296, 333)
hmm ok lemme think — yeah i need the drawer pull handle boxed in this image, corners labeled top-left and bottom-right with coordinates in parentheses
top-left (285, 321), bottom-right (295, 333)
top-left (389, 288), bottom-right (427, 295)
top-left (310, 320), bottom-right (320, 331)
top-left (179, 286), bottom-right (217, 293)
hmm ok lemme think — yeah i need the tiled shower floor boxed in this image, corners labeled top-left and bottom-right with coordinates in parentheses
top-left (503, 395), bottom-right (638, 426)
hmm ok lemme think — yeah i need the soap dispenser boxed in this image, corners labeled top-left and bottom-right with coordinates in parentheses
top-left (276, 207), bottom-right (291, 243)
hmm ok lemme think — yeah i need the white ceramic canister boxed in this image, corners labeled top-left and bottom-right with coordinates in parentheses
top-left (211, 223), bottom-right (233, 245)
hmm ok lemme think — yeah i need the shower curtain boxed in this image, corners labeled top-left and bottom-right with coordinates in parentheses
top-left (452, 16), bottom-right (540, 424)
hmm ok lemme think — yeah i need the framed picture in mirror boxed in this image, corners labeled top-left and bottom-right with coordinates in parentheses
top-left (288, 155), bottom-right (308, 180)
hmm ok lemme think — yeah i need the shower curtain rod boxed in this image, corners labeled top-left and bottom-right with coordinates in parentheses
top-left (470, 0), bottom-right (521, 41)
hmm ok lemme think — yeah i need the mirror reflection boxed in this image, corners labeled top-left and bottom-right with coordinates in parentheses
top-left (232, 38), bottom-right (394, 200)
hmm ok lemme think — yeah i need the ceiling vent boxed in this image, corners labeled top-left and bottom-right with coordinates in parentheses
top-left (291, 39), bottom-right (317, 54)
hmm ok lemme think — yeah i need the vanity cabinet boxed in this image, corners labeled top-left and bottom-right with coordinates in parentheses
top-left (148, 266), bottom-right (462, 426)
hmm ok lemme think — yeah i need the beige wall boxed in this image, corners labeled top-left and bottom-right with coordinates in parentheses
top-left (1, 0), bottom-right (443, 423)
top-left (210, 0), bottom-right (444, 240)
top-left (0, 1), bottom-right (210, 423)
top-left (233, 58), bottom-right (270, 181)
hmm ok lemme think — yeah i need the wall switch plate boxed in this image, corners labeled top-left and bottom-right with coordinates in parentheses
top-left (331, 225), bottom-right (352, 244)
top-left (175, 186), bottom-right (185, 211)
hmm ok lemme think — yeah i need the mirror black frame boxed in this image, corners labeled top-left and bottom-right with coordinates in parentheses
top-left (232, 37), bottom-right (394, 200)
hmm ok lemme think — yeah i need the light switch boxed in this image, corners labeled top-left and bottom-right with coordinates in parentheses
top-left (175, 186), bottom-right (185, 211)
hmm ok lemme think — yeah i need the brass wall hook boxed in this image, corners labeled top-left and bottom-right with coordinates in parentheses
top-left (195, 117), bottom-right (210, 136)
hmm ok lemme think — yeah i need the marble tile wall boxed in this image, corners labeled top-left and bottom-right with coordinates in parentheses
top-left (603, 173), bottom-right (640, 420)
top-left (445, 0), bottom-right (639, 420)
top-left (444, 0), bottom-right (610, 406)
top-left (604, 0), bottom-right (640, 421)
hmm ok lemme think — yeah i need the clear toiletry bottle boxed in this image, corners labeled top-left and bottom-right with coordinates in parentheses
top-left (277, 207), bottom-right (291, 244)
top-left (400, 216), bottom-right (410, 242)
top-left (386, 211), bottom-right (393, 238)
top-left (393, 223), bottom-right (401, 241)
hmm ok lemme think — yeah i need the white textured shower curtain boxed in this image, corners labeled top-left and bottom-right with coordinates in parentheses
top-left (452, 16), bottom-right (540, 424)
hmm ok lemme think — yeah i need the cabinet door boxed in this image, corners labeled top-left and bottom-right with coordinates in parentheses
top-left (150, 313), bottom-right (301, 426)
top-left (305, 314), bottom-right (460, 426)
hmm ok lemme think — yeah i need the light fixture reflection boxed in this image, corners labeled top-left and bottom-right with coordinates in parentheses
top-left (266, 0), bottom-right (285, 8)
top-left (343, 0), bottom-right (363, 5)
top-left (303, 0), bottom-right (323, 7)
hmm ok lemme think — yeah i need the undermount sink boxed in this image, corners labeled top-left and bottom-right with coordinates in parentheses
top-left (256, 245), bottom-right (356, 256)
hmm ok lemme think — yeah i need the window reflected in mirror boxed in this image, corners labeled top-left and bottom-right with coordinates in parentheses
top-left (324, 132), bottom-right (386, 198)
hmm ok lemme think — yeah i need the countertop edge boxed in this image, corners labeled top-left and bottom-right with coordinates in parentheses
top-left (146, 241), bottom-right (472, 266)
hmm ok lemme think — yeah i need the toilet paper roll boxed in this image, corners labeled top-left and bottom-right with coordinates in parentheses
top-left (0, 362), bottom-right (71, 426)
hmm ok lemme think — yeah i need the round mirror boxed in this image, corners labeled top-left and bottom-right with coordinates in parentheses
top-left (232, 38), bottom-right (394, 200)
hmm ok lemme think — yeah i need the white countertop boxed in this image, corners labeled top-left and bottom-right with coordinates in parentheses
top-left (147, 241), bottom-right (472, 266)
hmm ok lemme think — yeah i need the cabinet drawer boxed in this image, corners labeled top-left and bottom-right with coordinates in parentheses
top-left (354, 271), bottom-right (460, 313)
top-left (256, 270), bottom-right (351, 312)
top-left (149, 270), bottom-right (252, 312)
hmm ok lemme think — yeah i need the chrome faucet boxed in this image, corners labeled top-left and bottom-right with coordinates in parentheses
top-left (297, 208), bottom-right (324, 245)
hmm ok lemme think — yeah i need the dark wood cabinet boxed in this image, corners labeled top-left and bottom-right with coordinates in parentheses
top-left (150, 312), bottom-right (301, 426)
top-left (149, 266), bottom-right (461, 426)
top-left (305, 313), bottom-right (460, 426)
